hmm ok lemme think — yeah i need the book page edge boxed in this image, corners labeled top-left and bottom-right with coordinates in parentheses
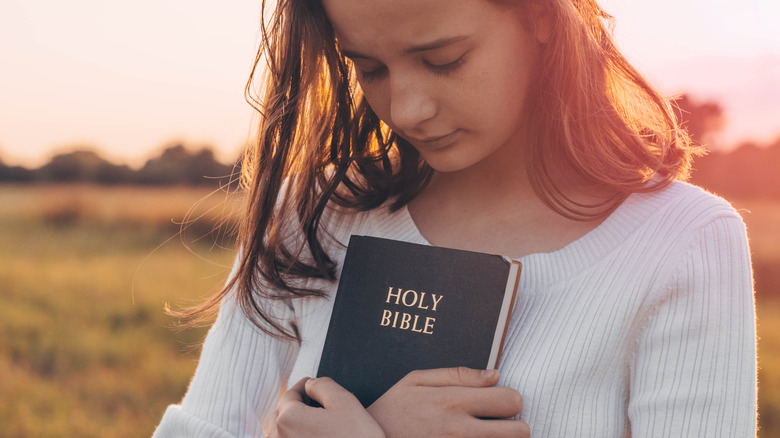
top-left (487, 261), bottom-right (522, 368)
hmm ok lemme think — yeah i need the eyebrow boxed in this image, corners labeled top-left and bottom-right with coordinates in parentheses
top-left (340, 35), bottom-right (469, 60)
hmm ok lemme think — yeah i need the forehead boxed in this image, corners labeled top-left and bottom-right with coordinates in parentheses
top-left (322, 0), bottom-right (498, 52)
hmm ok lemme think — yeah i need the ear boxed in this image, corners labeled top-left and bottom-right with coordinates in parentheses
top-left (526, 1), bottom-right (554, 44)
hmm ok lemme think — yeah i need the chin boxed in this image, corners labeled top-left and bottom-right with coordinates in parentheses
top-left (418, 147), bottom-right (493, 174)
top-left (420, 156), bottom-right (480, 174)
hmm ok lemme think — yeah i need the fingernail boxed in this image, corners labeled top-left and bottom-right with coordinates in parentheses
top-left (482, 369), bottom-right (497, 378)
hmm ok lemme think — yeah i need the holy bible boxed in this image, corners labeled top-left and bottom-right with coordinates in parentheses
top-left (316, 235), bottom-right (522, 407)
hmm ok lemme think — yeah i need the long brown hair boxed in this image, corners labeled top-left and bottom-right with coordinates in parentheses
top-left (178, 0), bottom-right (700, 341)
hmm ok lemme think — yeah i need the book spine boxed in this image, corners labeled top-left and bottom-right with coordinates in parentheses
top-left (487, 261), bottom-right (522, 368)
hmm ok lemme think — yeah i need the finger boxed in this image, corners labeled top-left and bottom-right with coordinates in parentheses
top-left (262, 409), bottom-right (279, 438)
top-left (305, 377), bottom-right (364, 409)
top-left (275, 379), bottom-right (321, 436)
top-left (462, 418), bottom-right (531, 438)
top-left (457, 386), bottom-right (524, 418)
top-left (401, 367), bottom-right (500, 388)
top-left (278, 377), bottom-right (308, 406)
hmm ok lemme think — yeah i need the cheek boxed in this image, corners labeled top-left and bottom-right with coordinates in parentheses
top-left (484, 53), bottom-right (537, 128)
top-left (358, 82), bottom-right (392, 125)
top-left (458, 63), bottom-right (528, 132)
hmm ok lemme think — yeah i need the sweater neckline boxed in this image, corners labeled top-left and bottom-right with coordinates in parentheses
top-left (395, 184), bottom-right (679, 291)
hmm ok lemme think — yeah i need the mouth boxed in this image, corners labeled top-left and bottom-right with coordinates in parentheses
top-left (407, 130), bottom-right (461, 151)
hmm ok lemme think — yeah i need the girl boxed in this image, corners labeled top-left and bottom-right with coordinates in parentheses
top-left (154, 0), bottom-right (757, 436)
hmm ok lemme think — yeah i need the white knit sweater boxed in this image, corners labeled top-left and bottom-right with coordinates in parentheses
top-left (153, 181), bottom-right (757, 437)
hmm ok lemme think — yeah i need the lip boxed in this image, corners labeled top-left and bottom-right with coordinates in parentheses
top-left (407, 130), bottom-right (461, 151)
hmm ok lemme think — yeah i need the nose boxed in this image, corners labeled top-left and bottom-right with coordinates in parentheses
top-left (388, 74), bottom-right (437, 133)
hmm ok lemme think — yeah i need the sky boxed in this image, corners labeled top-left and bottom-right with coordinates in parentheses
top-left (1, 0), bottom-right (779, 167)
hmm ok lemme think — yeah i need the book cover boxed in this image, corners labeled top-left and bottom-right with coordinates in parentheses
top-left (316, 235), bottom-right (521, 407)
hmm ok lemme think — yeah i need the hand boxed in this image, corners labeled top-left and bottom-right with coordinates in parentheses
top-left (265, 377), bottom-right (386, 438)
top-left (367, 367), bottom-right (530, 438)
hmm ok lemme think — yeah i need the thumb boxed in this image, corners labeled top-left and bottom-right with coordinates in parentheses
top-left (401, 367), bottom-right (500, 388)
top-left (304, 377), bottom-right (363, 409)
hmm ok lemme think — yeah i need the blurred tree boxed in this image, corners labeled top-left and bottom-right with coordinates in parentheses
top-left (674, 93), bottom-right (780, 200)
top-left (673, 94), bottom-right (726, 149)
top-left (94, 161), bottom-right (135, 184)
top-left (36, 149), bottom-right (133, 184)
top-left (692, 137), bottom-right (780, 200)
top-left (187, 148), bottom-right (231, 185)
top-left (0, 156), bottom-right (34, 182)
top-left (136, 144), bottom-right (233, 186)
top-left (0, 144), bottom-right (238, 186)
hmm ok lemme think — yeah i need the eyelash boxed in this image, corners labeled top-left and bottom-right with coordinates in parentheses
top-left (357, 55), bottom-right (466, 83)
top-left (358, 67), bottom-right (387, 83)
top-left (426, 56), bottom-right (466, 77)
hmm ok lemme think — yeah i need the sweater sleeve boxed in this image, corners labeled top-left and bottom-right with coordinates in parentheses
top-left (152, 293), bottom-right (299, 438)
top-left (627, 216), bottom-right (757, 437)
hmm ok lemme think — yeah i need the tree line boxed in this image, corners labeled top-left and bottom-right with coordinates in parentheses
top-left (675, 94), bottom-right (780, 200)
top-left (1, 94), bottom-right (778, 199)
top-left (0, 144), bottom-right (236, 187)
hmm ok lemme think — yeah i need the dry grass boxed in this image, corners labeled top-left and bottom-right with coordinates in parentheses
top-left (0, 185), bottom-right (778, 437)
top-left (758, 302), bottom-right (780, 436)
top-left (0, 184), bottom-right (239, 437)
top-left (734, 199), bottom-right (780, 263)
top-left (0, 183), bottom-right (243, 233)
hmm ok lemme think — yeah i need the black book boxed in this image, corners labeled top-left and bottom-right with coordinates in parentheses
top-left (316, 235), bottom-right (521, 407)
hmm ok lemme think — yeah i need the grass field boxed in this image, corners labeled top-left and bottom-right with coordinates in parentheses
top-left (0, 184), bottom-right (778, 437)
top-left (0, 184), bottom-right (240, 437)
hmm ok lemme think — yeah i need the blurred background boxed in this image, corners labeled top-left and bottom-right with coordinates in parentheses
top-left (1, 0), bottom-right (778, 436)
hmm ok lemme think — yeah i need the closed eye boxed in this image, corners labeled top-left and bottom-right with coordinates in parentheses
top-left (357, 65), bottom-right (388, 82)
top-left (424, 55), bottom-right (466, 76)
top-left (359, 55), bottom-right (467, 82)
top-left (357, 66), bottom-right (387, 82)
top-left (344, 54), bottom-right (388, 83)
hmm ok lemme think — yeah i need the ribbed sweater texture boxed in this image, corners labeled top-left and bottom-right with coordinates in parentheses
top-left (153, 181), bottom-right (757, 437)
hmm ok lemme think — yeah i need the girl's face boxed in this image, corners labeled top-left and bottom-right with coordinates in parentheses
top-left (323, 0), bottom-right (546, 173)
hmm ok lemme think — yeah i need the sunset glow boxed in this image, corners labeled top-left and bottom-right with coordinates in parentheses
top-left (1, 0), bottom-right (779, 166)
